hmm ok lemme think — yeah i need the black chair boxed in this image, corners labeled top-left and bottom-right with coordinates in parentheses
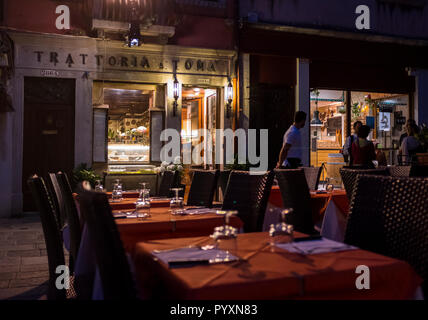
top-left (56, 172), bottom-right (82, 274)
top-left (410, 165), bottom-right (428, 177)
top-left (157, 170), bottom-right (179, 197)
top-left (344, 175), bottom-right (428, 294)
top-left (27, 175), bottom-right (66, 300)
top-left (274, 169), bottom-right (318, 235)
top-left (387, 165), bottom-right (411, 177)
top-left (78, 191), bottom-right (137, 300)
top-left (303, 166), bottom-right (322, 191)
top-left (339, 167), bottom-right (389, 200)
top-left (46, 173), bottom-right (66, 231)
top-left (222, 170), bottom-right (274, 233)
top-left (186, 170), bottom-right (219, 207)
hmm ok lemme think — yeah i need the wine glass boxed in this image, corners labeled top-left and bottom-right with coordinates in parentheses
top-left (94, 180), bottom-right (103, 192)
top-left (269, 208), bottom-right (294, 249)
top-left (212, 210), bottom-right (238, 262)
top-left (135, 188), bottom-right (150, 219)
top-left (170, 188), bottom-right (184, 216)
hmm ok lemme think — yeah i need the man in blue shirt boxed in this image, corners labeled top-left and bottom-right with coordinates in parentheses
top-left (276, 111), bottom-right (307, 169)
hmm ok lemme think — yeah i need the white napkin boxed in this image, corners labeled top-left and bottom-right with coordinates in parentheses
top-left (276, 238), bottom-right (357, 255)
top-left (182, 208), bottom-right (213, 215)
top-left (153, 247), bottom-right (239, 266)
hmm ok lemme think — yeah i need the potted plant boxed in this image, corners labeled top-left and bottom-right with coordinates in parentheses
top-left (72, 163), bottom-right (102, 189)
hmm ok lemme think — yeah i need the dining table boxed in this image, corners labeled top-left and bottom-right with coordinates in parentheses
top-left (268, 186), bottom-right (349, 224)
top-left (132, 232), bottom-right (422, 300)
top-left (113, 206), bottom-right (243, 251)
top-left (266, 186), bottom-right (350, 241)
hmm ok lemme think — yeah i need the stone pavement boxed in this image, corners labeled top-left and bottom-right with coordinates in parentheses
top-left (0, 213), bottom-right (50, 300)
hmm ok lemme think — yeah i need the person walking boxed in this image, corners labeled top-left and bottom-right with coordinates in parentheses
top-left (341, 121), bottom-right (362, 165)
top-left (399, 122), bottom-right (421, 164)
top-left (352, 125), bottom-right (376, 168)
top-left (276, 111), bottom-right (307, 169)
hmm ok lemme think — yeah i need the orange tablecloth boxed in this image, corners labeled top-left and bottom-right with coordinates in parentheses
top-left (115, 207), bottom-right (243, 251)
top-left (133, 232), bottom-right (422, 300)
top-left (269, 186), bottom-right (349, 224)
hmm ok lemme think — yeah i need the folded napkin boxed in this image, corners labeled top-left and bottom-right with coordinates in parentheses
top-left (112, 211), bottom-right (138, 219)
top-left (183, 208), bottom-right (213, 215)
top-left (276, 238), bottom-right (357, 255)
top-left (152, 246), bottom-right (239, 267)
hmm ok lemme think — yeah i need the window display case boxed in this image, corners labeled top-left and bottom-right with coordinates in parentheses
top-left (108, 143), bottom-right (150, 164)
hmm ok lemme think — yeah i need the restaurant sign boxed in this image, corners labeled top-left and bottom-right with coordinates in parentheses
top-left (26, 48), bottom-right (228, 76)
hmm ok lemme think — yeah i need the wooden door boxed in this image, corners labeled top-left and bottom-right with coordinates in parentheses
top-left (23, 77), bottom-right (75, 211)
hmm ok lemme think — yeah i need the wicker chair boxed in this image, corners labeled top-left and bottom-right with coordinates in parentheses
top-left (78, 191), bottom-right (137, 300)
top-left (222, 170), bottom-right (274, 233)
top-left (56, 172), bottom-right (82, 274)
top-left (186, 170), bottom-right (219, 207)
top-left (387, 165), bottom-right (412, 177)
top-left (217, 170), bottom-right (231, 201)
top-left (303, 166), bottom-right (322, 191)
top-left (27, 175), bottom-right (66, 300)
top-left (157, 170), bottom-right (179, 197)
top-left (46, 173), bottom-right (67, 231)
top-left (339, 167), bottom-right (389, 199)
top-left (274, 169), bottom-right (318, 235)
top-left (344, 175), bottom-right (428, 293)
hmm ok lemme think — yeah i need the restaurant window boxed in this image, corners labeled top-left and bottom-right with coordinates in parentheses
top-left (93, 82), bottom-right (158, 171)
top-left (310, 89), bottom-right (410, 183)
top-left (350, 91), bottom-right (409, 161)
top-left (310, 89), bottom-right (346, 179)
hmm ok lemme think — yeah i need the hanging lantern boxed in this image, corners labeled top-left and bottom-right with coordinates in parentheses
top-left (126, 0), bottom-right (142, 47)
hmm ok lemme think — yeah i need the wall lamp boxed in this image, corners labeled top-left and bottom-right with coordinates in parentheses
top-left (226, 78), bottom-right (233, 118)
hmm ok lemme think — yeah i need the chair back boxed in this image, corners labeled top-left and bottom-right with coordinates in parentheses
top-left (222, 170), bottom-right (274, 233)
top-left (187, 170), bottom-right (219, 207)
top-left (217, 170), bottom-right (232, 198)
top-left (46, 173), bottom-right (67, 230)
top-left (274, 169), bottom-right (317, 234)
top-left (339, 167), bottom-right (389, 199)
top-left (78, 191), bottom-right (136, 300)
top-left (157, 170), bottom-right (179, 197)
top-left (56, 172), bottom-right (82, 273)
top-left (345, 175), bottom-right (428, 288)
top-left (303, 166), bottom-right (322, 191)
top-left (387, 165), bottom-right (411, 177)
top-left (27, 175), bottom-right (66, 300)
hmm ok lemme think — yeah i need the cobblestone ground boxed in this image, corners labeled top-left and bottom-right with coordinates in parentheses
top-left (0, 213), bottom-right (50, 300)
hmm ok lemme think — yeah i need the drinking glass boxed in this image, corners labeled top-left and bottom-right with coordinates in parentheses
top-left (111, 180), bottom-right (123, 202)
top-left (170, 188), bottom-right (184, 216)
top-left (326, 178), bottom-right (334, 192)
top-left (135, 188), bottom-right (150, 219)
top-left (269, 208), bottom-right (294, 249)
top-left (138, 182), bottom-right (148, 201)
top-left (211, 210), bottom-right (238, 262)
top-left (94, 180), bottom-right (103, 192)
